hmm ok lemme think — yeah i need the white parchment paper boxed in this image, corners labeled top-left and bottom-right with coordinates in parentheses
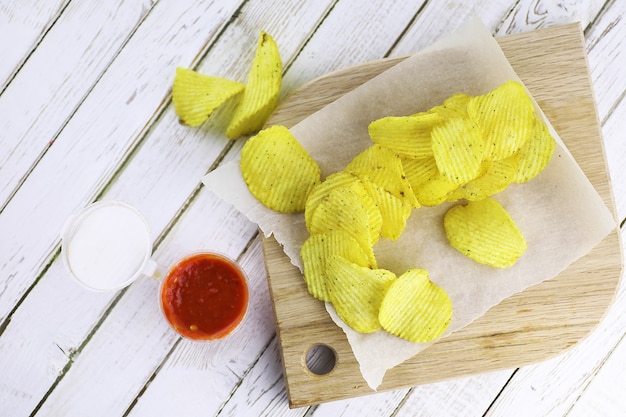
top-left (203, 18), bottom-right (616, 390)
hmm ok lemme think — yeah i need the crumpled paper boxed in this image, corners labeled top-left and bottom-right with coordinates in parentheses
top-left (202, 17), bottom-right (616, 390)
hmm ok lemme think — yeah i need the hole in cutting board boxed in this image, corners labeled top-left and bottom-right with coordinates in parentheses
top-left (304, 344), bottom-right (336, 375)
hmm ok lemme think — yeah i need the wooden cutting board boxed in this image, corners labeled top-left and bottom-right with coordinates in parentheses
top-left (262, 24), bottom-right (623, 407)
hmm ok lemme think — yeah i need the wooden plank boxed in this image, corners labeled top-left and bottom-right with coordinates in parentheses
top-left (494, 0), bottom-right (605, 35)
top-left (394, 372), bottom-right (512, 417)
top-left (262, 24), bottom-right (622, 407)
top-left (0, 0), bottom-right (68, 89)
top-left (587, 0), bottom-right (626, 219)
top-left (567, 331), bottom-right (626, 416)
top-left (0, 0), bottom-right (156, 208)
top-left (387, 1), bottom-right (515, 56)
top-left (280, 0), bottom-right (428, 97)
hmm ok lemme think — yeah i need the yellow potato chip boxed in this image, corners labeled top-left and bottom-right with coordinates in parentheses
top-left (444, 197), bottom-right (527, 268)
top-left (368, 112), bottom-right (442, 159)
top-left (512, 117), bottom-right (556, 183)
top-left (467, 81), bottom-right (535, 161)
top-left (326, 255), bottom-right (396, 333)
top-left (412, 173), bottom-right (458, 206)
top-left (401, 156), bottom-right (440, 191)
top-left (227, 31), bottom-right (282, 139)
top-left (301, 231), bottom-right (376, 302)
top-left (428, 93), bottom-right (471, 118)
top-left (431, 117), bottom-right (484, 184)
top-left (240, 125), bottom-right (320, 213)
top-left (307, 185), bottom-right (379, 251)
top-left (346, 144), bottom-right (419, 208)
top-left (305, 172), bottom-right (382, 244)
top-left (361, 179), bottom-right (413, 240)
top-left (447, 157), bottom-right (518, 202)
top-left (379, 269), bottom-right (452, 343)
top-left (172, 67), bottom-right (244, 127)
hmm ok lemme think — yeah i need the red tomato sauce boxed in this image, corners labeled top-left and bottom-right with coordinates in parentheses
top-left (160, 253), bottom-right (248, 340)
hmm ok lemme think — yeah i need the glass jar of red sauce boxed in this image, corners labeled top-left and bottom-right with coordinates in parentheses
top-left (159, 252), bottom-right (248, 341)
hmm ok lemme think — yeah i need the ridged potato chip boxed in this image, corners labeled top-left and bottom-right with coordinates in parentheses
top-left (227, 31), bottom-right (282, 139)
top-left (307, 185), bottom-right (379, 252)
top-left (305, 172), bottom-right (382, 245)
top-left (444, 197), bottom-right (527, 268)
top-left (301, 231), bottom-right (377, 302)
top-left (172, 67), bottom-right (244, 127)
top-left (240, 125), bottom-right (320, 213)
top-left (428, 93), bottom-right (471, 118)
top-left (412, 172), bottom-right (458, 206)
top-left (326, 256), bottom-right (396, 333)
top-left (368, 112), bottom-right (441, 159)
top-left (379, 269), bottom-right (452, 343)
top-left (512, 118), bottom-right (556, 183)
top-left (467, 81), bottom-right (535, 161)
top-left (401, 156), bottom-right (440, 191)
top-left (361, 179), bottom-right (413, 240)
top-left (431, 117), bottom-right (484, 184)
top-left (447, 157), bottom-right (517, 202)
top-left (346, 144), bottom-right (419, 208)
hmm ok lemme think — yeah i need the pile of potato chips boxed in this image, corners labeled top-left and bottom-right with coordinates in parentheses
top-left (239, 80), bottom-right (555, 343)
top-left (172, 31), bottom-right (282, 139)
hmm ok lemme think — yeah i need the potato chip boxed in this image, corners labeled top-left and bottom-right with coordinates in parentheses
top-left (401, 156), bottom-right (440, 191)
top-left (326, 255), bottom-right (396, 333)
top-left (428, 93), bottom-right (471, 118)
top-left (240, 125), bottom-right (320, 213)
top-left (346, 144), bottom-right (419, 208)
top-left (301, 231), bottom-right (376, 302)
top-left (307, 185), bottom-right (379, 252)
top-left (467, 81), bottom-right (535, 161)
top-left (431, 117), bottom-right (484, 184)
top-left (226, 31), bottom-right (282, 139)
top-left (444, 197), bottom-right (527, 268)
top-left (412, 173), bottom-right (458, 206)
top-left (379, 269), bottom-right (452, 343)
top-left (512, 117), bottom-right (556, 183)
top-left (361, 179), bottom-right (413, 240)
top-left (172, 67), bottom-right (244, 127)
top-left (368, 112), bottom-right (442, 159)
top-left (447, 157), bottom-right (517, 202)
top-left (305, 172), bottom-right (382, 244)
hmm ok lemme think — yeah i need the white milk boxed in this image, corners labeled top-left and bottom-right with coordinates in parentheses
top-left (62, 202), bottom-right (152, 291)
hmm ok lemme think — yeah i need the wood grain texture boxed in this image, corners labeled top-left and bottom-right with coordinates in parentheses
top-left (262, 24), bottom-right (623, 407)
top-left (0, 0), bottom-right (68, 90)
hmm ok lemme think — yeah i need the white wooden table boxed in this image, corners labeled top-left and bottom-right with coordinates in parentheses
top-left (1, 1), bottom-right (624, 416)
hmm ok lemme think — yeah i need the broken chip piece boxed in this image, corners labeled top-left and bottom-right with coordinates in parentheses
top-left (172, 67), bottom-right (244, 127)
top-left (444, 197), bottom-right (527, 268)
top-left (240, 125), bottom-right (320, 213)
top-left (226, 31), bottom-right (282, 139)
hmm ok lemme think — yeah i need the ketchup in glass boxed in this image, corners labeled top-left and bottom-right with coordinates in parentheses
top-left (160, 253), bottom-right (248, 340)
